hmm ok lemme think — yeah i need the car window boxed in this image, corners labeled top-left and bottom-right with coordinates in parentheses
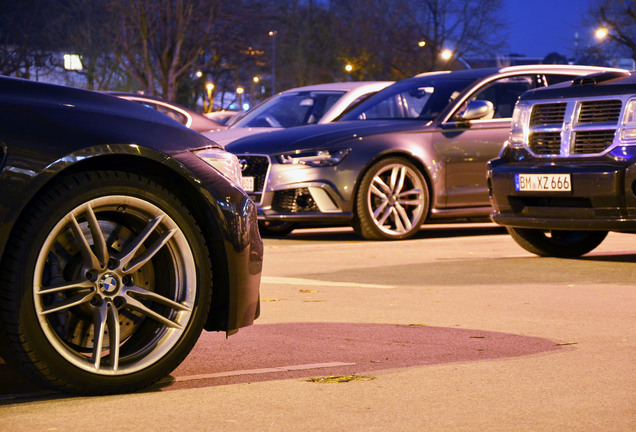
top-left (155, 104), bottom-right (188, 125)
top-left (232, 91), bottom-right (346, 128)
top-left (344, 78), bottom-right (476, 121)
top-left (544, 74), bottom-right (577, 85)
top-left (463, 75), bottom-right (535, 119)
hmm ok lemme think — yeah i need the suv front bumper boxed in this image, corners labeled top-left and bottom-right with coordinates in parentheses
top-left (487, 154), bottom-right (636, 231)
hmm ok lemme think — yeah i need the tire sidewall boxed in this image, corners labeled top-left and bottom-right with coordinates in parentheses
top-left (4, 171), bottom-right (212, 393)
top-left (354, 157), bottom-right (429, 240)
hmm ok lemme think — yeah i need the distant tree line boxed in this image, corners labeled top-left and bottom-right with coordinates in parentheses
top-left (0, 0), bottom-right (633, 108)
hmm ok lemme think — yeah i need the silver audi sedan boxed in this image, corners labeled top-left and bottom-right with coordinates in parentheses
top-left (227, 65), bottom-right (624, 240)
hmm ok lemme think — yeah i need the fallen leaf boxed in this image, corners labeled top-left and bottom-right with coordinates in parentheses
top-left (308, 375), bottom-right (376, 383)
top-left (299, 289), bottom-right (319, 293)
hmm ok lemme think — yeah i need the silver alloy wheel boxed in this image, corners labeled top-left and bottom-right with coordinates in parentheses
top-left (33, 195), bottom-right (197, 375)
top-left (366, 163), bottom-right (426, 236)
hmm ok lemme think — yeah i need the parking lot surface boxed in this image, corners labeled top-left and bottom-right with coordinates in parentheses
top-left (1, 223), bottom-right (634, 431)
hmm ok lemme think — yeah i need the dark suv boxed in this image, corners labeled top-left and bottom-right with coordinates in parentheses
top-left (487, 70), bottom-right (636, 257)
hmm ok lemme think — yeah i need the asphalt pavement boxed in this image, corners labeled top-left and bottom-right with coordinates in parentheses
top-left (0, 223), bottom-right (634, 431)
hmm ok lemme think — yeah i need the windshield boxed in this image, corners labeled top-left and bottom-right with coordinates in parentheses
top-left (340, 76), bottom-right (478, 122)
top-left (230, 90), bottom-right (346, 128)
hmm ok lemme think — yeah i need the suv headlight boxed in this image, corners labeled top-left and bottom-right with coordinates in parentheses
top-left (193, 147), bottom-right (243, 185)
top-left (508, 102), bottom-right (530, 148)
top-left (622, 99), bottom-right (636, 143)
top-left (277, 148), bottom-right (351, 167)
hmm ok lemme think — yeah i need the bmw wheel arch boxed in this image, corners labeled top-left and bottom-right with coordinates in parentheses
top-left (0, 170), bottom-right (212, 394)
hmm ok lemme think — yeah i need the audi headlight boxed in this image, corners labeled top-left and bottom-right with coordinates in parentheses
top-left (277, 148), bottom-right (351, 167)
top-left (508, 102), bottom-right (530, 148)
top-left (193, 147), bottom-right (243, 185)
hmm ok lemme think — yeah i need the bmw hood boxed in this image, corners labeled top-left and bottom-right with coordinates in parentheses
top-left (225, 120), bottom-right (428, 154)
top-left (0, 76), bottom-right (215, 155)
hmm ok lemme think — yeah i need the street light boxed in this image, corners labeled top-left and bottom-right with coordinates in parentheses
top-left (595, 26), bottom-right (609, 40)
top-left (205, 82), bottom-right (214, 113)
top-left (269, 30), bottom-right (277, 95)
top-left (440, 49), bottom-right (470, 69)
top-left (418, 40), bottom-right (426, 48)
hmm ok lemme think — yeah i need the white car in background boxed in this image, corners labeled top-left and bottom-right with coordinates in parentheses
top-left (203, 81), bottom-right (393, 146)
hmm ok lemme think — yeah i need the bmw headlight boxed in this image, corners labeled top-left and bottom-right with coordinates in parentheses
top-left (193, 147), bottom-right (243, 185)
top-left (277, 148), bottom-right (351, 167)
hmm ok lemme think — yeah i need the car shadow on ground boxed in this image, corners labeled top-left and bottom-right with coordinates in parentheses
top-left (0, 322), bottom-right (564, 402)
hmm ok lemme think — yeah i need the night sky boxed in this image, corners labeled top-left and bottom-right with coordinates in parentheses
top-left (502, 0), bottom-right (594, 58)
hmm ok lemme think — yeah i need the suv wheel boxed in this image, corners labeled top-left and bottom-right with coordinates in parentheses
top-left (507, 227), bottom-right (608, 257)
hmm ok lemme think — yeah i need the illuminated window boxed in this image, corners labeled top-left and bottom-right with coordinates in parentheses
top-left (64, 54), bottom-right (83, 71)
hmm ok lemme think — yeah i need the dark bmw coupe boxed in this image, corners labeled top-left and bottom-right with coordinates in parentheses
top-left (0, 76), bottom-right (262, 394)
top-left (228, 65), bottom-right (622, 239)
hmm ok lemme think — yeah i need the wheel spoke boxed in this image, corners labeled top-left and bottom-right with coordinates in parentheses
top-left (393, 166), bottom-right (406, 194)
top-left (124, 284), bottom-right (191, 312)
top-left (40, 290), bottom-right (94, 315)
top-left (391, 208), bottom-right (406, 232)
top-left (69, 213), bottom-right (101, 271)
top-left (106, 302), bottom-right (120, 371)
top-left (123, 294), bottom-right (184, 330)
top-left (92, 302), bottom-right (108, 370)
top-left (372, 176), bottom-right (392, 196)
top-left (115, 215), bottom-right (164, 269)
top-left (376, 204), bottom-right (393, 225)
top-left (38, 279), bottom-right (94, 296)
top-left (84, 204), bottom-right (109, 269)
top-left (123, 228), bottom-right (176, 274)
top-left (369, 182), bottom-right (388, 200)
top-left (394, 203), bottom-right (413, 230)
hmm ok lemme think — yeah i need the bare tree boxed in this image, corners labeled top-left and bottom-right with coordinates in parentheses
top-left (108, 0), bottom-right (221, 101)
top-left (51, 0), bottom-right (124, 90)
top-left (328, 0), bottom-right (507, 81)
top-left (0, 0), bottom-right (59, 78)
top-left (587, 0), bottom-right (636, 62)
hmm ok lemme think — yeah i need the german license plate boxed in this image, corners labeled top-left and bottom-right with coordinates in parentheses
top-left (515, 174), bottom-right (571, 191)
top-left (241, 176), bottom-right (254, 192)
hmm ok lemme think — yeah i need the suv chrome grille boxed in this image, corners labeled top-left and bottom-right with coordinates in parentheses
top-left (572, 130), bottom-right (617, 154)
top-left (529, 132), bottom-right (562, 155)
top-left (237, 155), bottom-right (269, 202)
top-left (530, 103), bottom-right (566, 125)
top-left (526, 97), bottom-right (625, 157)
top-left (578, 100), bottom-right (621, 123)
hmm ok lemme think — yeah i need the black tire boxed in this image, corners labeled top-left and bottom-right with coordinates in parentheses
top-left (506, 227), bottom-right (608, 257)
top-left (258, 220), bottom-right (296, 237)
top-left (353, 157), bottom-right (429, 240)
top-left (0, 171), bottom-right (212, 394)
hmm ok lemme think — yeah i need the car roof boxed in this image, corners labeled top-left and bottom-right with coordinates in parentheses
top-left (280, 81), bottom-right (393, 93)
top-left (106, 91), bottom-right (223, 132)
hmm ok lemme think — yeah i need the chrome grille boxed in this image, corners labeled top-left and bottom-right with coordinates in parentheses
top-left (573, 130), bottom-right (617, 154)
top-left (529, 132), bottom-right (561, 155)
top-left (237, 155), bottom-right (269, 201)
top-left (525, 96), bottom-right (627, 157)
top-left (530, 103), bottom-right (566, 125)
top-left (578, 100), bottom-right (621, 123)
